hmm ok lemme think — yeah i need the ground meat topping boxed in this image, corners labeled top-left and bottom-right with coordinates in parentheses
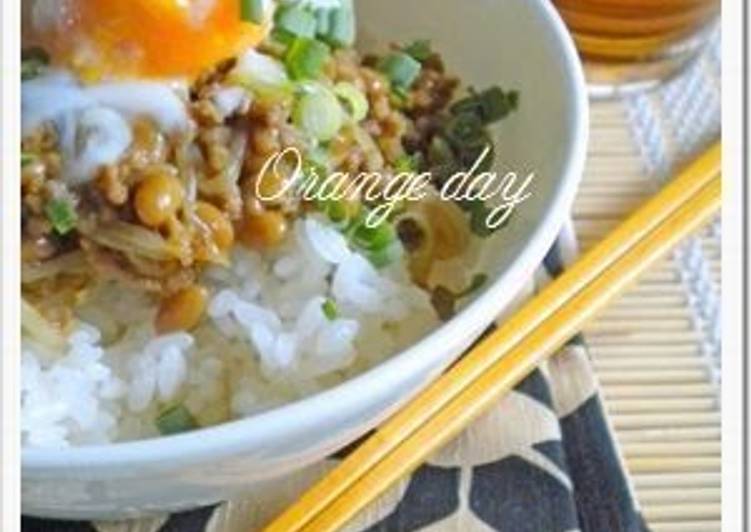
top-left (21, 43), bottom-right (468, 324)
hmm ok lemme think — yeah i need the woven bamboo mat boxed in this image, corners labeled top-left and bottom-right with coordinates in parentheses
top-left (575, 102), bottom-right (721, 532)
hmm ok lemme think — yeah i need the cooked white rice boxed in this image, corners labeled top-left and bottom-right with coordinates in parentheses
top-left (21, 215), bottom-right (439, 448)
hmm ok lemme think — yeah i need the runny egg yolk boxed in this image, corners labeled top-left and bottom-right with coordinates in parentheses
top-left (24, 0), bottom-right (268, 80)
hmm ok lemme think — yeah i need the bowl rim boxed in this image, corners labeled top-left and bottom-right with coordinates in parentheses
top-left (23, 0), bottom-right (589, 472)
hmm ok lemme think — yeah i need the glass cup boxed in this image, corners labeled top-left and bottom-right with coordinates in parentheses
top-left (552, 0), bottom-right (720, 98)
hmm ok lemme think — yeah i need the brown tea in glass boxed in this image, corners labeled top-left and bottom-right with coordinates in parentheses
top-left (552, 0), bottom-right (719, 97)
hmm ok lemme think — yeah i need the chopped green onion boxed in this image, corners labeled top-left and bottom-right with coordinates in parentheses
top-left (239, 0), bottom-right (266, 24)
top-left (320, 0), bottom-right (355, 48)
top-left (275, 5), bottom-right (317, 38)
top-left (449, 93), bottom-right (483, 119)
top-left (469, 201), bottom-right (494, 237)
top-left (389, 87), bottom-right (410, 109)
top-left (21, 152), bottom-right (34, 167)
top-left (443, 112), bottom-right (485, 147)
top-left (300, 157), bottom-right (330, 201)
top-left (431, 274), bottom-right (488, 321)
top-left (442, 111), bottom-right (495, 173)
top-left (479, 87), bottom-right (519, 123)
top-left (366, 245), bottom-right (397, 269)
top-left (285, 37), bottom-right (331, 80)
top-left (353, 220), bottom-right (396, 252)
top-left (378, 52), bottom-right (421, 92)
top-left (302, 157), bottom-right (328, 183)
top-left (21, 47), bottom-right (49, 81)
top-left (451, 87), bottom-right (519, 125)
top-left (333, 82), bottom-right (369, 122)
top-left (455, 136), bottom-right (494, 173)
top-left (317, 197), bottom-right (362, 232)
top-left (230, 50), bottom-right (293, 99)
top-left (317, 206), bottom-right (403, 267)
top-left (44, 199), bottom-right (77, 235)
top-left (459, 273), bottom-right (488, 297)
top-left (315, 8), bottom-right (332, 36)
top-left (428, 136), bottom-right (455, 166)
top-left (337, 209), bottom-right (401, 267)
top-left (269, 28), bottom-right (296, 48)
top-left (430, 161), bottom-right (462, 188)
top-left (443, 117), bottom-right (495, 175)
top-left (457, 198), bottom-right (508, 238)
top-left (326, 201), bottom-right (348, 223)
top-left (307, 147), bottom-right (331, 168)
top-left (293, 86), bottom-right (344, 141)
top-left (156, 404), bottom-right (197, 436)
top-left (394, 154), bottom-right (419, 174)
top-left (321, 199), bottom-right (353, 226)
top-left (430, 286), bottom-right (456, 321)
top-left (322, 298), bottom-right (338, 320)
top-left (403, 40), bottom-right (432, 62)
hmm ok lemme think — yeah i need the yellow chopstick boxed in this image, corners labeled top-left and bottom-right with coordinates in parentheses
top-left (300, 176), bottom-right (721, 532)
top-left (265, 141), bottom-right (721, 532)
top-left (263, 142), bottom-right (721, 532)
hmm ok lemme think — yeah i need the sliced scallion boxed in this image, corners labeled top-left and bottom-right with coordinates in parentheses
top-left (285, 37), bottom-right (331, 80)
top-left (326, 200), bottom-right (348, 224)
top-left (44, 199), bottom-right (77, 235)
top-left (333, 82), bottom-right (369, 122)
top-left (455, 136), bottom-right (494, 173)
top-left (403, 40), bottom-right (432, 62)
top-left (323, 199), bottom-right (360, 227)
top-left (378, 52), bottom-right (421, 92)
top-left (302, 157), bottom-right (327, 183)
top-left (231, 49), bottom-right (292, 97)
top-left (460, 273), bottom-right (488, 297)
top-left (156, 404), bottom-right (197, 436)
top-left (293, 86), bottom-right (344, 141)
top-left (428, 136), bottom-right (455, 166)
top-left (353, 221), bottom-right (396, 252)
top-left (443, 112), bottom-right (485, 147)
top-left (321, 0), bottom-right (355, 48)
top-left (21, 152), bottom-right (34, 167)
top-left (275, 5), bottom-right (317, 38)
top-left (21, 47), bottom-right (49, 81)
top-left (451, 87), bottom-right (519, 125)
top-left (315, 8), bottom-right (332, 37)
top-left (366, 246), bottom-right (395, 269)
top-left (393, 154), bottom-right (418, 174)
top-left (322, 298), bottom-right (338, 320)
top-left (457, 198), bottom-right (508, 238)
top-left (240, 0), bottom-right (266, 24)
top-left (430, 273), bottom-right (487, 321)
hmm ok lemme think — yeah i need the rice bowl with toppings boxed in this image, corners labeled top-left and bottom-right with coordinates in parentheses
top-left (21, 0), bottom-right (524, 448)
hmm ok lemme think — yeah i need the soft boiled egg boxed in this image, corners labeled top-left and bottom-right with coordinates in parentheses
top-left (23, 0), bottom-right (270, 80)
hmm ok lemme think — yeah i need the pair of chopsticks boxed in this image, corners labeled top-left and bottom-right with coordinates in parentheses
top-left (263, 141), bottom-right (722, 532)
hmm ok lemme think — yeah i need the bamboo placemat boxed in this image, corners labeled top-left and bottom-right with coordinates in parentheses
top-left (575, 101), bottom-right (721, 532)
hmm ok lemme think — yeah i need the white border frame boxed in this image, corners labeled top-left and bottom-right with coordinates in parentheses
top-left (722, 0), bottom-right (746, 529)
top-left (2, 0), bottom-right (746, 529)
top-left (2, 0), bottom-right (21, 530)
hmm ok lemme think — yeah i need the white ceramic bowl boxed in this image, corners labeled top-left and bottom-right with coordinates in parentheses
top-left (23, 0), bottom-right (588, 519)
